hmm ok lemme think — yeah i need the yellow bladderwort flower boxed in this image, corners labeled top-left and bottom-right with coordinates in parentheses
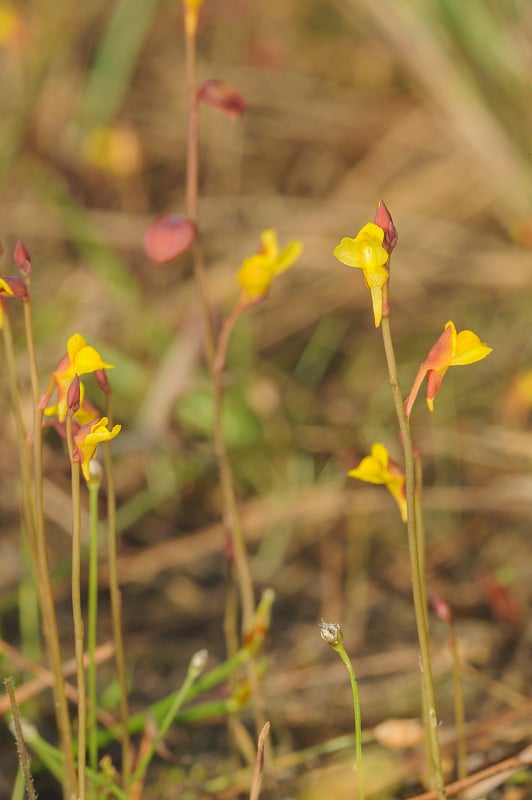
top-left (40, 333), bottom-right (115, 422)
top-left (348, 442), bottom-right (407, 522)
top-left (405, 320), bottom-right (492, 417)
top-left (73, 417), bottom-right (121, 483)
top-left (183, 0), bottom-right (204, 35)
top-left (237, 228), bottom-right (303, 301)
top-left (334, 222), bottom-right (389, 327)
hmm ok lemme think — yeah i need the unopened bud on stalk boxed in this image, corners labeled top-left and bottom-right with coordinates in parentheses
top-left (66, 376), bottom-right (81, 416)
top-left (373, 200), bottom-right (398, 253)
top-left (14, 240), bottom-right (32, 276)
top-left (95, 368), bottom-right (110, 394)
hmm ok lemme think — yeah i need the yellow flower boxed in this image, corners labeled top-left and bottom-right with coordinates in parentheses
top-left (333, 222), bottom-right (390, 327)
top-left (348, 443), bottom-right (407, 522)
top-left (405, 321), bottom-right (492, 417)
top-left (41, 333), bottom-right (115, 422)
top-left (237, 229), bottom-right (302, 300)
top-left (81, 125), bottom-right (142, 178)
top-left (73, 417), bottom-right (121, 483)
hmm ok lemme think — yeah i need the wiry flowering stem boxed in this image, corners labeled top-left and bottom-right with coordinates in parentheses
top-left (320, 622), bottom-right (364, 800)
top-left (66, 413), bottom-right (87, 800)
top-left (23, 298), bottom-right (77, 800)
top-left (102, 391), bottom-right (132, 788)
top-left (379, 285), bottom-right (446, 799)
top-left (182, 0), bottom-right (254, 636)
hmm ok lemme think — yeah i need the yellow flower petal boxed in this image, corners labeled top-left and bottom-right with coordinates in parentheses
top-left (237, 228), bottom-right (302, 299)
top-left (451, 329), bottom-right (492, 366)
top-left (348, 442), bottom-right (389, 485)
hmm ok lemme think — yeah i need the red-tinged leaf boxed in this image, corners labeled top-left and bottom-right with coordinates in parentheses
top-left (197, 79), bottom-right (246, 120)
top-left (143, 214), bottom-right (196, 264)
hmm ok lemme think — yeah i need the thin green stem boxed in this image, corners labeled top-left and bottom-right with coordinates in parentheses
top-left (379, 295), bottom-right (446, 800)
top-left (66, 415), bottom-right (86, 800)
top-left (336, 645), bottom-right (364, 800)
top-left (103, 393), bottom-right (132, 786)
top-left (128, 649), bottom-right (207, 790)
top-left (23, 299), bottom-right (77, 800)
top-left (87, 479), bottom-right (100, 798)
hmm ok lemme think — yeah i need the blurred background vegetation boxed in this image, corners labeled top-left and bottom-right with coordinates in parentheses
top-left (1, 0), bottom-right (532, 797)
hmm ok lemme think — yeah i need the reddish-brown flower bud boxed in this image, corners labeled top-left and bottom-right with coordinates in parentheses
top-left (95, 368), bottom-right (110, 394)
top-left (14, 240), bottom-right (32, 276)
top-left (143, 214), bottom-right (196, 264)
top-left (197, 79), bottom-right (246, 120)
top-left (67, 375), bottom-right (81, 416)
top-left (431, 595), bottom-right (453, 625)
top-left (374, 200), bottom-right (398, 253)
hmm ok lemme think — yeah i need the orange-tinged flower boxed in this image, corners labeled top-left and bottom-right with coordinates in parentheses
top-left (40, 333), bottom-right (115, 423)
top-left (333, 222), bottom-right (389, 327)
top-left (348, 442), bottom-right (407, 522)
top-left (237, 228), bottom-right (302, 301)
top-left (405, 320), bottom-right (492, 417)
top-left (73, 417), bottom-right (121, 483)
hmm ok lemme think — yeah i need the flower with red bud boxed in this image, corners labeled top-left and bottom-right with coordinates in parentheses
top-left (374, 200), bottom-right (398, 254)
top-left (14, 240), bottom-right (32, 277)
top-left (197, 79), bottom-right (246, 120)
top-left (73, 416), bottom-right (121, 483)
top-left (66, 375), bottom-right (81, 417)
top-left (143, 214), bottom-right (196, 264)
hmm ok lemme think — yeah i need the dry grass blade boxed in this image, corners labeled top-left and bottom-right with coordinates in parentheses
top-left (249, 722), bottom-right (270, 800)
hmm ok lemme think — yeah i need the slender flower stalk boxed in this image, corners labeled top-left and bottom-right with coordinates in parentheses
top-left (87, 475), bottom-right (101, 798)
top-left (379, 287), bottom-right (446, 799)
top-left (432, 597), bottom-right (467, 786)
top-left (22, 298), bottom-right (77, 800)
top-left (102, 390), bottom-right (132, 787)
top-left (182, 0), bottom-right (254, 636)
top-left (320, 622), bottom-right (364, 800)
top-left (66, 410), bottom-right (87, 800)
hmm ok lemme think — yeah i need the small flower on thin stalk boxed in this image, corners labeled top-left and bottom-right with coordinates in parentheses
top-left (237, 228), bottom-right (302, 302)
top-left (73, 417), bottom-right (121, 484)
top-left (333, 222), bottom-right (389, 327)
top-left (215, 229), bottom-right (302, 371)
top-left (404, 320), bottom-right (492, 417)
top-left (348, 442), bottom-right (407, 522)
top-left (39, 333), bottom-right (115, 423)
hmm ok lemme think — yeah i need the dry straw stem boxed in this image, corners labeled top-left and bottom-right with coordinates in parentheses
top-left (249, 721), bottom-right (270, 800)
top-left (4, 676), bottom-right (37, 800)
